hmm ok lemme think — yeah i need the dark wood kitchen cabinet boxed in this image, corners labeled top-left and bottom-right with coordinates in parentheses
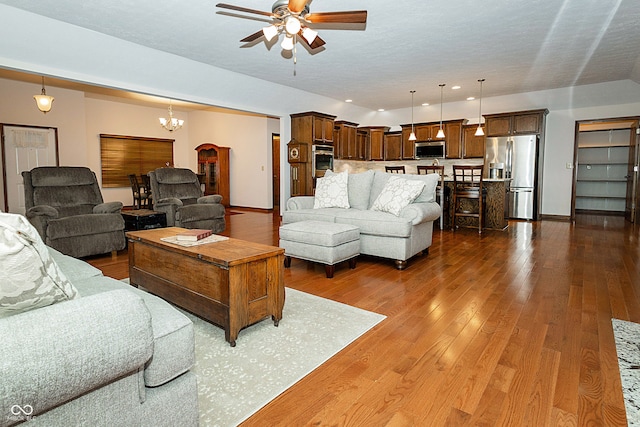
top-left (384, 131), bottom-right (402, 160)
top-left (290, 111), bottom-right (336, 145)
top-left (360, 126), bottom-right (389, 160)
top-left (444, 121), bottom-right (464, 159)
top-left (334, 120), bottom-right (359, 160)
top-left (462, 124), bottom-right (485, 158)
top-left (484, 109), bottom-right (548, 137)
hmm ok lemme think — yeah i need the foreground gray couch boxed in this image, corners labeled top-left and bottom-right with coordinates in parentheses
top-left (22, 166), bottom-right (126, 258)
top-left (0, 248), bottom-right (198, 426)
top-left (283, 170), bottom-right (441, 269)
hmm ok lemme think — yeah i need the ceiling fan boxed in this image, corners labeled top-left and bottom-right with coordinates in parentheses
top-left (216, 0), bottom-right (367, 51)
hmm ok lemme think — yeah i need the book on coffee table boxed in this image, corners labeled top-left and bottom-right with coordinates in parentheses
top-left (176, 229), bottom-right (212, 241)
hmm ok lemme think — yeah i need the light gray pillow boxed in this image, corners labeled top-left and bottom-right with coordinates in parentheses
top-left (313, 171), bottom-right (350, 209)
top-left (370, 176), bottom-right (425, 216)
top-left (324, 170), bottom-right (375, 210)
top-left (0, 213), bottom-right (79, 318)
top-left (401, 173), bottom-right (440, 203)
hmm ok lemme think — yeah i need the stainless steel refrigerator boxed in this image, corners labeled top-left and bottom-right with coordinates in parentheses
top-left (484, 135), bottom-right (539, 220)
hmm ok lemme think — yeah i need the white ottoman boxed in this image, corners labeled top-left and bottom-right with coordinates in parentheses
top-left (279, 220), bottom-right (360, 278)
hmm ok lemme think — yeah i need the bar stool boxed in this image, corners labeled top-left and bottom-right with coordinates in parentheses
top-left (417, 165), bottom-right (447, 229)
top-left (452, 165), bottom-right (485, 233)
top-left (385, 165), bottom-right (405, 174)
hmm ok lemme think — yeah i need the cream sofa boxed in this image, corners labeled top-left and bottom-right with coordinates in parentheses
top-left (1, 231), bottom-right (198, 426)
top-left (283, 170), bottom-right (441, 269)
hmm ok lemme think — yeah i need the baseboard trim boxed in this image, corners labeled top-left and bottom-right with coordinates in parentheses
top-left (228, 206), bottom-right (274, 214)
top-left (540, 214), bottom-right (572, 221)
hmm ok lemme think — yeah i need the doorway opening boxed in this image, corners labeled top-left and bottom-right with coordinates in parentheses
top-left (272, 134), bottom-right (280, 212)
top-left (572, 117), bottom-right (639, 222)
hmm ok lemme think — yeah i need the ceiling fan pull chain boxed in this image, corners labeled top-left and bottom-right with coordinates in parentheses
top-left (293, 34), bottom-right (297, 76)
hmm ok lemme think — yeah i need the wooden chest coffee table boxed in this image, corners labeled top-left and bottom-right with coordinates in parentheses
top-left (126, 227), bottom-right (285, 347)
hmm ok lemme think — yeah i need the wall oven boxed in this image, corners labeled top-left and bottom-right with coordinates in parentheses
top-left (414, 141), bottom-right (445, 159)
top-left (312, 144), bottom-right (334, 178)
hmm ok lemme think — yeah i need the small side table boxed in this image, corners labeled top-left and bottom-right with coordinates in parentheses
top-left (122, 209), bottom-right (167, 231)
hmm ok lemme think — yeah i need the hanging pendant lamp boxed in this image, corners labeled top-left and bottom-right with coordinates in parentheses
top-left (475, 79), bottom-right (485, 136)
top-left (409, 90), bottom-right (417, 141)
top-left (34, 76), bottom-right (54, 114)
top-left (436, 84), bottom-right (445, 139)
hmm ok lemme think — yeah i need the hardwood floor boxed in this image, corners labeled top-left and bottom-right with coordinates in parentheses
top-left (87, 210), bottom-right (640, 426)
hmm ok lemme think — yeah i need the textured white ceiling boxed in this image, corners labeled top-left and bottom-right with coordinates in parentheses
top-left (1, 0), bottom-right (639, 111)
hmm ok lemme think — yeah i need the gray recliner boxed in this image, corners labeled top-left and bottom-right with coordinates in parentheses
top-left (148, 167), bottom-right (225, 233)
top-left (22, 166), bottom-right (126, 258)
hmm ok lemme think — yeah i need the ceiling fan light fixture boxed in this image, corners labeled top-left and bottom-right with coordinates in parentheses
top-left (263, 24), bottom-right (279, 42)
top-left (34, 76), bottom-right (54, 114)
top-left (301, 27), bottom-right (318, 44)
top-left (284, 16), bottom-right (301, 35)
top-left (281, 34), bottom-right (294, 50)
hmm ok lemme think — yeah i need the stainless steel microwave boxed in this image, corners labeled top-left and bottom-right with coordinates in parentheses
top-left (414, 141), bottom-right (445, 159)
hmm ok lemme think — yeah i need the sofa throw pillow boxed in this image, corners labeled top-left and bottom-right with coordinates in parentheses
top-left (370, 176), bottom-right (425, 216)
top-left (314, 171), bottom-right (350, 209)
top-left (324, 169), bottom-right (374, 210)
top-left (0, 212), bottom-right (79, 318)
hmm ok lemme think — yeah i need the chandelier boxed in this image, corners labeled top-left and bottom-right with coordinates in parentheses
top-left (159, 101), bottom-right (184, 132)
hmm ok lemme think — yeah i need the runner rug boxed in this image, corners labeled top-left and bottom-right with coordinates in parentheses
top-left (612, 318), bottom-right (640, 426)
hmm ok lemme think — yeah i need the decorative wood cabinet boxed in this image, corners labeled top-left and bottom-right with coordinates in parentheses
top-left (462, 125), bottom-right (485, 158)
top-left (384, 132), bottom-right (402, 160)
top-left (195, 144), bottom-right (230, 207)
top-left (360, 126), bottom-right (389, 160)
top-left (334, 120), bottom-right (359, 160)
top-left (287, 140), bottom-right (311, 196)
top-left (484, 109), bottom-right (548, 137)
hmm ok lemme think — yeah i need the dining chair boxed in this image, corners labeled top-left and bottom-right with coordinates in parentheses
top-left (385, 165), bottom-right (405, 174)
top-left (451, 165), bottom-right (485, 233)
top-left (417, 165), bottom-right (447, 229)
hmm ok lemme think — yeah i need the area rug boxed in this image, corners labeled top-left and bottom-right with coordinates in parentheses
top-left (178, 287), bottom-right (384, 427)
top-left (612, 318), bottom-right (640, 426)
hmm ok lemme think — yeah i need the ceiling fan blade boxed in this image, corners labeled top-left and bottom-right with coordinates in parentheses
top-left (288, 0), bottom-right (308, 13)
top-left (240, 30), bottom-right (264, 43)
top-left (305, 11), bottom-right (367, 24)
top-left (216, 3), bottom-right (272, 17)
top-left (298, 31), bottom-right (326, 49)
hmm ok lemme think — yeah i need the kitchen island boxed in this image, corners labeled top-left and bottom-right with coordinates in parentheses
top-left (443, 178), bottom-right (510, 231)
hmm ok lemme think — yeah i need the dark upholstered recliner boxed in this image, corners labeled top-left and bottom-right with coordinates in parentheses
top-left (148, 167), bottom-right (225, 233)
top-left (22, 166), bottom-right (126, 258)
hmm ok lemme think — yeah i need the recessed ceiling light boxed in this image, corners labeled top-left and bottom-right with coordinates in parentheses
top-left (467, 97), bottom-right (475, 101)
top-left (378, 108), bottom-right (385, 112)
top-left (421, 103), bottom-right (430, 106)
top-left (452, 85), bottom-right (461, 90)
top-left (345, 99), bottom-right (352, 103)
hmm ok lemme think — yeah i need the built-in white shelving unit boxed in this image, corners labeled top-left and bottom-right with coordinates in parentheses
top-left (576, 128), bottom-right (630, 212)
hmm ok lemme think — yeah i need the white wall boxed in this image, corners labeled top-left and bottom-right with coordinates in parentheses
top-left (2, 4), bottom-right (640, 217)
top-left (0, 78), bottom-right (281, 209)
